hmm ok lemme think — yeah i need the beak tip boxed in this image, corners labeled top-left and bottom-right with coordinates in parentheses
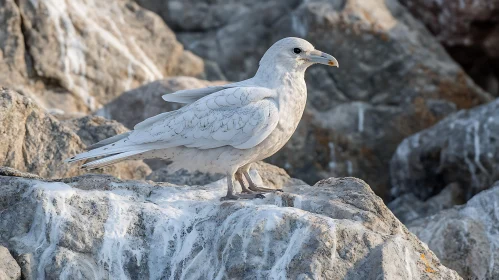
top-left (328, 60), bottom-right (339, 67)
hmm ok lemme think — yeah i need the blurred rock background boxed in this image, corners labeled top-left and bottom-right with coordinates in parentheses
top-left (1, 0), bottom-right (499, 279)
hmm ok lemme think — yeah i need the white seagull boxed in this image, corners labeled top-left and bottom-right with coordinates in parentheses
top-left (67, 37), bottom-right (338, 200)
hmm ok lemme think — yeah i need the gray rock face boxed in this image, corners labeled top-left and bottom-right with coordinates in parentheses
top-left (136, 0), bottom-right (491, 199)
top-left (0, 88), bottom-right (83, 178)
top-left (0, 246), bottom-right (21, 280)
top-left (0, 170), bottom-right (461, 279)
top-left (96, 77), bottom-right (224, 129)
top-left (0, 88), bottom-right (150, 180)
top-left (388, 183), bottom-right (465, 224)
top-left (400, 0), bottom-right (499, 96)
top-left (0, 0), bottom-right (203, 114)
top-left (408, 183), bottom-right (499, 280)
top-left (391, 99), bottom-right (499, 201)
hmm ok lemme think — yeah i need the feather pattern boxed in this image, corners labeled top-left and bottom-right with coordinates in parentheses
top-left (67, 86), bottom-right (279, 165)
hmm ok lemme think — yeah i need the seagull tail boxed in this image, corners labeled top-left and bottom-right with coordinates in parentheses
top-left (85, 132), bottom-right (131, 151)
top-left (80, 150), bottom-right (149, 169)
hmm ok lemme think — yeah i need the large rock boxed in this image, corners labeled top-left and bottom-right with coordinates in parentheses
top-left (136, 0), bottom-right (491, 199)
top-left (400, 0), bottom-right (499, 96)
top-left (0, 246), bottom-right (20, 280)
top-left (408, 183), bottom-right (499, 280)
top-left (0, 0), bottom-right (203, 114)
top-left (0, 170), bottom-right (461, 279)
top-left (0, 88), bottom-right (83, 178)
top-left (0, 88), bottom-right (150, 179)
top-left (96, 76), bottom-right (224, 129)
top-left (391, 99), bottom-right (499, 201)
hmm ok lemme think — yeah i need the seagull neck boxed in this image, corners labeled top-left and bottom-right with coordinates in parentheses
top-left (254, 65), bottom-right (306, 88)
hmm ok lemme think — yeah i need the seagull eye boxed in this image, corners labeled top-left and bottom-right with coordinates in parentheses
top-left (293, 48), bottom-right (302, 54)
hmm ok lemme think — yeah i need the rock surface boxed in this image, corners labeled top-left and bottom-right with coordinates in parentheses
top-left (136, 0), bottom-right (491, 199)
top-left (391, 99), bottom-right (499, 201)
top-left (0, 246), bottom-right (21, 280)
top-left (388, 183), bottom-right (465, 224)
top-left (408, 183), bottom-right (499, 280)
top-left (0, 88), bottom-right (150, 180)
top-left (0, 0), bottom-right (203, 114)
top-left (400, 0), bottom-right (499, 96)
top-left (0, 170), bottom-right (461, 279)
top-left (96, 77), bottom-right (224, 129)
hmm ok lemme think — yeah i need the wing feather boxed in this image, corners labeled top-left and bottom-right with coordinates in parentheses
top-left (67, 86), bottom-right (280, 164)
top-left (132, 86), bottom-right (279, 150)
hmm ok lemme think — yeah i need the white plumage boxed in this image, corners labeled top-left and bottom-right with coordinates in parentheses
top-left (67, 37), bottom-right (338, 200)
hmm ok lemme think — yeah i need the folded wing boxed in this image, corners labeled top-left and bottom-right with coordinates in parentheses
top-left (67, 86), bottom-right (279, 167)
top-left (161, 79), bottom-right (253, 104)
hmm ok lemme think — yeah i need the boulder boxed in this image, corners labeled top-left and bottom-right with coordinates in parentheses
top-left (408, 183), bottom-right (499, 280)
top-left (391, 99), bottom-right (499, 201)
top-left (0, 170), bottom-right (461, 279)
top-left (400, 0), bottom-right (499, 96)
top-left (136, 0), bottom-right (491, 199)
top-left (96, 77), bottom-right (224, 129)
top-left (0, 88), bottom-right (83, 178)
top-left (0, 88), bottom-right (150, 180)
top-left (0, 0), bottom-right (203, 114)
top-left (0, 246), bottom-right (20, 280)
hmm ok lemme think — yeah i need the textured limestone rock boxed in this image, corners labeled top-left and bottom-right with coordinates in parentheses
top-left (0, 0), bottom-right (203, 114)
top-left (400, 0), bottom-right (499, 96)
top-left (0, 170), bottom-right (461, 279)
top-left (0, 88), bottom-right (83, 178)
top-left (0, 246), bottom-right (21, 280)
top-left (408, 183), bottom-right (499, 280)
top-left (0, 88), bottom-right (150, 180)
top-left (391, 99), bottom-right (499, 201)
top-left (96, 76), bottom-right (224, 129)
top-left (136, 0), bottom-right (491, 199)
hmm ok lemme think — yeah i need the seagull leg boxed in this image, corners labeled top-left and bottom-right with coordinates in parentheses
top-left (242, 165), bottom-right (283, 193)
top-left (220, 171), bottom-right (265, 201)
top-left (235, 171), bottom-right (254, 194)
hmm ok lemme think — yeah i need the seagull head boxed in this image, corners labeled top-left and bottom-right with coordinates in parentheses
top-left (258, 37), bottom-right (339, 74)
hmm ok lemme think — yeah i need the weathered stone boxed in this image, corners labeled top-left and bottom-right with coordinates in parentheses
top-left (400, 0), bottom-right (499, 96)
top-left (0, 170), bottom-right (461, 279)
top-left (136, 0), bottom-right (491, 200)
top-left (391, 99), bottom-right (499, 201)
top-left (0, 0), bottom-right (204, 114)
top-left (388, 183), bottom-right (466, 224)
top-left (0, 167), bottom-right (40, 179)
top-left (0, 88), bottom-right (83, 178)
top-left (0, 88), bottom-right (150, 180)
top-left (0, 246), bottom-right (20, 280)
top-left (408, 183), bottom-right (499, 280)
